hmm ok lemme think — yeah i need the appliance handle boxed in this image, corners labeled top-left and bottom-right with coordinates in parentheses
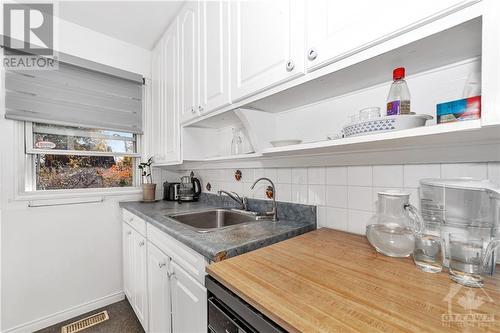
top-left (192, 178), bottom-right (202, 197)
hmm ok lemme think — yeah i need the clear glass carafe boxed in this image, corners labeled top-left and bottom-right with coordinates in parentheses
top-left (230, 128), bottom-right (243, 155)
top-left (366, 190), bottom-right (423, 257)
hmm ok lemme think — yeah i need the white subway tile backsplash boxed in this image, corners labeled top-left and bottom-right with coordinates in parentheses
top-left (326, 166), bottom-right (347, 185)
top-left (291, 168), bottom-right (308, 184)
top-left (403, 164), bottom-right (441, 188)
top-left (242, 182), bottom-right (254, 198)
top-left (253, 168), bottom-right (265, 180)
top-left (347, 166), bottom-right (372, 186)
top-left (307, 167), bottom-right (326, 184)
top-left (348, 186), bottom-right (373, 212)
top-left (264, 168), bottom-right (277, 180)
top-left (325, 207), bottom-right (348, 231)
top-left (441, 163), bottom-right (488, 179)
top-left (348, 210), bottom-right (372, 235)
top-left (326, 185), bottom-right (348, 208)
top-left (242, 168), bottom-right (254, 183)
top-left (291, 184), bottom-right (308, 204)
top-left (276, 168), bottom-right (292, 184)
top-left (172, 160), bottom-right (494, 235)
top-left (488, 162), bottom-right (500, 186)
top-left (317, 206), bottom-right (327, 228)
top-left (276, 183), bottom-right (292, 202)
top-left (308, 185), bottom-right (326, 205)
top-left (373, 165), bottom-right (403, 187)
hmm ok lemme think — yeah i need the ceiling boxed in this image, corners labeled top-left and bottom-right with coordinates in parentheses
top-left (57, 1), bottom-right (185, 50)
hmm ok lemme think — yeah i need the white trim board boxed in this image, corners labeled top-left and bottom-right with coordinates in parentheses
top-left (1, 292), bottom-right (124, 333)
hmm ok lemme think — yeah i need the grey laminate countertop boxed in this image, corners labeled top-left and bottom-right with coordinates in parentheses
top-left (119, 194), bottom-right (316, 262)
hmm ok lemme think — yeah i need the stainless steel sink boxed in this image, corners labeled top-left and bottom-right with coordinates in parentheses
top-left (168, 209), bottom-right (259, 232)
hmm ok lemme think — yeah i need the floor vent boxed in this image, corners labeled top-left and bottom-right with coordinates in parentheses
top-left (60, 310), bottom-right (109, 333)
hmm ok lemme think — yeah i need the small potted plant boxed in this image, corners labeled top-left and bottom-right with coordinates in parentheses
top-left (138, 157), bottom-right (155, 201)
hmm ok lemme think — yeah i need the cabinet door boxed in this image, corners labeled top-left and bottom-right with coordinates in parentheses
top-left (199, 0), bottom-right (231, 114)
top-left (122, 223), bottom-right (134, 301)
top-left (162, 23), bottom-right (181, 163)
top-left (230, 0), bottom-right (305, 101)
top-left (150, 39), bottom-right (166, 162)
top-left (171, 261), bottom-right (207, 333)
top-left (178, 2), bottom-right (199, 123)
top-left (306, 0), bottom-right (467, 71)
top-left (147, 243), bottom-right (171, 333)
top-left (133, 232), bottom-right (149, 331)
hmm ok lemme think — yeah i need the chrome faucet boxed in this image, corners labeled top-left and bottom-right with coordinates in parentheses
top-left (251, 177), bottom-right (278, 221)
top-left (217, 190), bottom-right (248, 211)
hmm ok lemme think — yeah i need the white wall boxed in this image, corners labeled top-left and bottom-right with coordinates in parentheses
top-left (185, 162), bottom-right (500, 235)
top-left (0, 17), bottom-right (152, 333)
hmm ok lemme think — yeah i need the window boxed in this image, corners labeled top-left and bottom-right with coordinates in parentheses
top-left (26, 122), bottom-right (140, 191)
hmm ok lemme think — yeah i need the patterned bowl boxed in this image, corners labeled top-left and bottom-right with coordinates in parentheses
top-left (342, 114), bottom-right (433, 138)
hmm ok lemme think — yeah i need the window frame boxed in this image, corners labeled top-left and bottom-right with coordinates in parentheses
top-left (23, 122), bottom-right (142, 193)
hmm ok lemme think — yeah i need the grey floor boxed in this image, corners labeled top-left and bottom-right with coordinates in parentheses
top-left (35, 298), bottom-right (144, 333)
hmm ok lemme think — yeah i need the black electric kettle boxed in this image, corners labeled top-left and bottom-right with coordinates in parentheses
top-left (178, 174), bottom-right (201, 202)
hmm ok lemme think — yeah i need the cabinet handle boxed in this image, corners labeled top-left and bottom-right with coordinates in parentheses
top-left (158, 262), bottom-right (166, 269)
top-left (190, 107), bottom-right (196, 114)
top-left (198, 105), bottom-right (204, 113)
top-left (127, 231), bottom-right (132, 235)
top-left (308, 48), bottom-right (318, 61)
top-left (167, 271), bottom-right (175, 278)
top-left (138, 240), bottom-right (145, 247)
top-left (286, 60), bottom-right (295, 72)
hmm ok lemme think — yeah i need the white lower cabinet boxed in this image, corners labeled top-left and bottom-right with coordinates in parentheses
top-left (147, 243), bottom-right (171, 333)
top-left (122, 212), bottom-right (208, 333)
top-left (171, 261), bottom-right (207, 333)
top-left (122, 220), bottom-right (149, 332)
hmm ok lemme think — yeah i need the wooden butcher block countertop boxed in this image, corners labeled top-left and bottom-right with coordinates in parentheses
top-left (206, 229), bottom-right (500, 333)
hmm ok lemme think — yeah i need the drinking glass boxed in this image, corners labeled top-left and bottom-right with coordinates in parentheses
top-left (413, 234), bottom-right (443, 273)
top-left (448, 234), bottom-right (486, 287)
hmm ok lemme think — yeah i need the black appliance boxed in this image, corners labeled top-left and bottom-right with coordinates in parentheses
top-left (163, 182), bottom-right (179, 201)
top-left (178, 175), bottom-right (202, 202)
top-left (206, 276), bottom-right (285, 333)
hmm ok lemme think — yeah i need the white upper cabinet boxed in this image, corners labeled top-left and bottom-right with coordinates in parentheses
top-left (179, 2), bottom-right (199, 123)
top-left (199, 0), bottom-right (231, 115)
top-left (230, 0), bottom-right (305, 101)
top-left (162, 23), bottom-right (181, 163)
top-left (150, 23), bottom-right (181, 165)
top-left (306, 0), bottom-right (469, 71)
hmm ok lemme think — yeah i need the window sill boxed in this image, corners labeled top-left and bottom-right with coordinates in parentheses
top-left (15, 187), bottom-right (143, 202)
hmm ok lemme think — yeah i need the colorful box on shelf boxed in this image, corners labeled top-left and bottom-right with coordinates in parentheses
top-left (436, 96), bottom-right (481, 124)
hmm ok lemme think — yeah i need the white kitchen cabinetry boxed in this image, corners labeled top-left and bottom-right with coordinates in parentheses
top-left (122, 210), bottom-right (209, 333)
top-left (147, 243), bottom-right (171, 333)
top-left (199, 0), bottom-right (231, 115)
top-left (306, 0), bottom-right (471, 71)
top-left (150, 22), bottom-right (181, 165)
top-left (229, 0), bottom-right (305, 101)
top-left (122, 219), bottom-right (148, 331)
top-left (179, 1), bottom-right (199, 123)
top-left (171, 261), bottom-right (207, 333)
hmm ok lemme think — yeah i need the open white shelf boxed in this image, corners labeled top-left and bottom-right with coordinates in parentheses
top-left (262, 120), bottom-right (490, 156)
top-left (184, 152), bottom-right (263, 162)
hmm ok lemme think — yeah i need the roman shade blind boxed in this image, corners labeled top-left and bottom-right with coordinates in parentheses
top-left (4, 49), bottom-right (144, 133)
